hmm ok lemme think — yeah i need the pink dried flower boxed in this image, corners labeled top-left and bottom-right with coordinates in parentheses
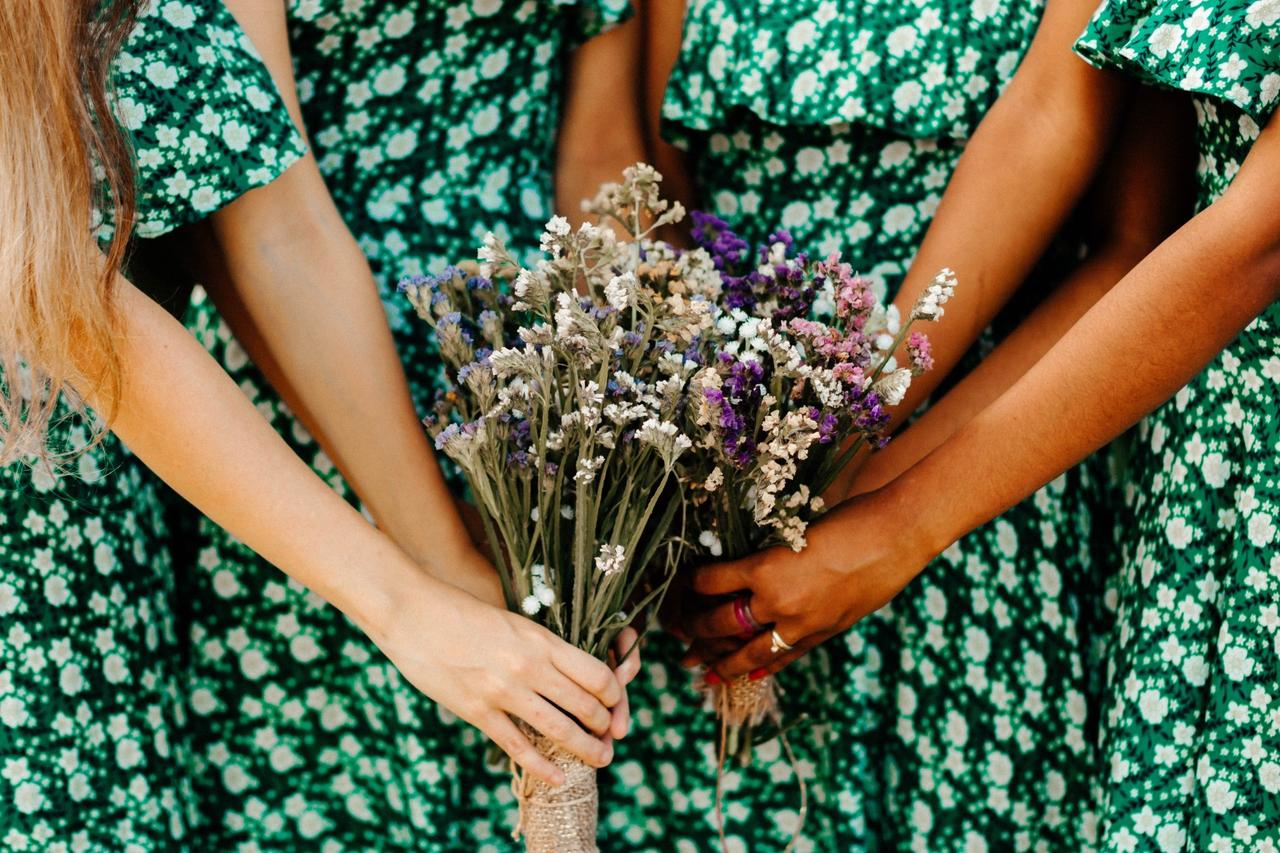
top-left (907, 331), bottom-right (933, 374)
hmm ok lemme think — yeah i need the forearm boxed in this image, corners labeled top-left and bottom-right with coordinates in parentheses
top-left (641, 0), bottom-right (698, 219)
top-left (885, 77), bottom-right (1124, 421)
top-left (871, 0), bottom-right (1133, 432)
top-left (100, 280), bottom-right (428, 633)
top-left (557, 12), bottom-right (647, 224)
top-left (200, 180), bottom-right (477, 573)
top-left (853, 243), bottom-right (1138, 494)
top-left (210, 0), bottom-right (483, 577)
top-left (894, 182), bottom-right (1280, 557)
top-left (855, 89), bottom-right (1196, 494)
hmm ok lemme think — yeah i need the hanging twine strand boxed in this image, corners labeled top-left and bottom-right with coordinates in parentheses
top-left (711, 675), bottom-right (808, 853)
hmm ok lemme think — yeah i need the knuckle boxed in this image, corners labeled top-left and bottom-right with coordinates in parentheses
top-left (480, 673), bottom-right (510, 704)
top-left (508, 651), bottom-right (538, 681)
top-left (588, 706), bottom-right (611, 733)
top-left (589, 665), bottom-right (615, 697)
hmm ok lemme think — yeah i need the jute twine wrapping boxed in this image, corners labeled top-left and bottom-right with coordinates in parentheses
top-left (511, 722), bottom-right (599, 853)
top-left (713, 674), bottom-right (779, 728)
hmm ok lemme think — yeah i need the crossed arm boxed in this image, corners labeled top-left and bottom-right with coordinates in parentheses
top-left (679, 0), bottom-right (1280, 675)
top-left (689, 103), bottom-right (1280, 677)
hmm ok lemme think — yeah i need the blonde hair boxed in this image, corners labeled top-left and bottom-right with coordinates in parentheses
top-left (0, 0), bottom-right (143, 464)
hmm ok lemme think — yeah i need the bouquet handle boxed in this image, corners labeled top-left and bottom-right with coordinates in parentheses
top-left (511, 722), bottom-right (600, 853)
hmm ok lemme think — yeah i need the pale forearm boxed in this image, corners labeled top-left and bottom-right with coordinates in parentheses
top-left (208, 0), bottom-right (484, 578)
top-left (895, 182), bottom-right (1280, 557)
top-left (199, 170), bottom-right (478, 575)
top-left (100, 280), bottom-right (425, 632)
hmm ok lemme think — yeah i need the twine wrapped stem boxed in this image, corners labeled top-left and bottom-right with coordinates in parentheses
top-left (511, 722), bottom-right (599, 853)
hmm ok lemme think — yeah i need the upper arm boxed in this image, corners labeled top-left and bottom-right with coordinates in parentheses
top-left (995, 0), bottom-right (1129, 134)
top-left (558, 8), bottom-right (646, 167)
top-left (639, 0), bottom-right (697, 212)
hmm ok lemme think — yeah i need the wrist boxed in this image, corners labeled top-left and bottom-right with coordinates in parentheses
top-left (869, 464), bottom-right (958, 565)
top-left (329, 532), bottom-right (438, 641)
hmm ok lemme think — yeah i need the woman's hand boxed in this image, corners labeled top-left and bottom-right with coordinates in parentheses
top-left (682, 491), bottom-right (938, 680)
top-left (607, 626), bottom-right (642, 740)
top-left (367, 576), bottom-right (631, 786)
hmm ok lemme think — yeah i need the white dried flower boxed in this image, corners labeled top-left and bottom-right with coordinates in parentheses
top-left (521, 595), bottom-right (542, 615)
top-left (704, 467), bottom-right (724, 493)
top-left (912, 268), bottom-right (958, 321)
top-left (478, 231), bottom-right (508, 276)
top-left (539, 215), bottom-right (572, 257)
top-left (535, 586), bottom-right (556, 607)
top-left (604, 272), bottom-right (637, 312)
top-left (594, 544), bottom-right (626, 576)
top-left (873, 367), bottom-right (913, 406)
top-left (488, 346), bottom-right (535, 378)
top-left (636, 418), bottom-right (693, 463)
top-left (697, 530), bottom-right (723, 557)
top-left (574, 455), bottom-right (605, 483)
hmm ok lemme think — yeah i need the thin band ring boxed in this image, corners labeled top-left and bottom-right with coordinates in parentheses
top-left (732, 594), bottom-right (764, 637)
top-left (770, 630), bottom-right (794, 655)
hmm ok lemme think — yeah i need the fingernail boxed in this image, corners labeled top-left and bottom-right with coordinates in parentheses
top-left (705, 671), bottom-right (722, 686)
top-left (749, 668), bottom-right (767, 681)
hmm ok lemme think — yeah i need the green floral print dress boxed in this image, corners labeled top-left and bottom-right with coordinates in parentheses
top-left (0, 1), bottom-right (304, 849)
top-left (619, 1), bottom-right (1118, 849)
top-left (1075, 3), bottom-right (1280, 848)
top-left (175, 2), bottom-right (654, 850)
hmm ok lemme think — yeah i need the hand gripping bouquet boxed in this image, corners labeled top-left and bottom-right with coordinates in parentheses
top-left (400, 166), bottom-right (709, 852)
top-left (675, 213), bottom-right (957, 825)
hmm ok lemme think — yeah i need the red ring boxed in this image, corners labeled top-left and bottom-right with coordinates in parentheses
top-left (732, 594), bottom-right (763, 638)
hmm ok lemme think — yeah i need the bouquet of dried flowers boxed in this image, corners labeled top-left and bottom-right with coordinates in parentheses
top-left (401, 165), bottom-right (710, 852)
top-left (674, 212), bottom-right (957, 801)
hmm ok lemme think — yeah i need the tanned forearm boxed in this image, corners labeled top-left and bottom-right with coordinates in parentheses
top-left (877, 0), bottom-right (1130, 427)
top-left (557, 7), bottom-right (648, 224)
top-left (640, 0), bottom-right (698, 220)
top-left (852, 87), bottom-right (1197, 494)
top-left (890, 118), bottom-right (1280, 556)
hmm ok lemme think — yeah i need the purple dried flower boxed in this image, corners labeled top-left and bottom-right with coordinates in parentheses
top-left (690, 211), bottom-right (750, 270)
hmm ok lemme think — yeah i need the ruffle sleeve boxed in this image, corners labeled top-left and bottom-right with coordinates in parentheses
top-left (111, 0), bottom-right (307, 239)
top-left (560, 0), bottom-right (634, 48)
top-left (1074, 0), bottom-right (1280, 128)
top-left (662, 0), bottom-right (1046, 141)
